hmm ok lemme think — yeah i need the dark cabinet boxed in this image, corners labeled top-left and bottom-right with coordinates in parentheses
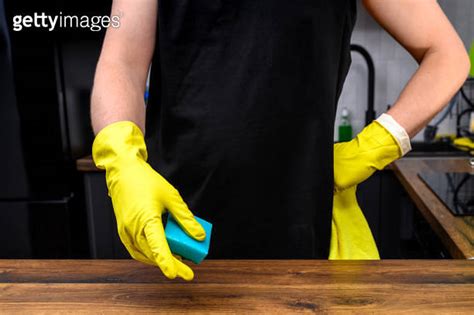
top-left (83, 173), bottom-right (128, 258)
top-left (358, 170), bottom-right (449, 259)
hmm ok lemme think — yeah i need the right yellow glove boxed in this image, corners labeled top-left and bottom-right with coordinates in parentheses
top-left (92, 121), bottom-right (206, 281)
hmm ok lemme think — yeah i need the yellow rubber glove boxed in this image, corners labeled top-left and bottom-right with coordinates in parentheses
top-left (330, 118), bottom-right (407, 259)
top-left (329, 186), bottom-right (379, 260)
top-left (92, 121), bottom-right (206, 280)
top-left (333, 120), bottom-right (402, 192)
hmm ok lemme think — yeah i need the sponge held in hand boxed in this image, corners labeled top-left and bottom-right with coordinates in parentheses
top-left (165, 215), bottom-right (212, 264)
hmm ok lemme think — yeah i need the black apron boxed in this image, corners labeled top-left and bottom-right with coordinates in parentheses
top-left (146, 0), bottom-right (357, 258)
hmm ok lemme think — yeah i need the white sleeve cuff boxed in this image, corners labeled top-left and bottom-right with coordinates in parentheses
top-left (376, 113), bottom-right (412, 156)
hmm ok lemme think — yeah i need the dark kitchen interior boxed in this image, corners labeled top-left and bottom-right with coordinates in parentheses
top-left (0, 0), bottom-right (473, 312)
top-left (1, 0), bottom-right (473, 261)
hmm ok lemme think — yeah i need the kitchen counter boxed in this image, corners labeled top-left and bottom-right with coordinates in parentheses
top-left (77, 155), bottom-right (100, 172)
top-left (392, 157), bottom-right (474, 259)
top-left (1, 260), bottom-right (473, 313)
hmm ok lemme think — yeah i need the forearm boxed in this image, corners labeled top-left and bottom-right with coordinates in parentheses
top-left (90, 0), bottom-right (157, 135)
top-left (91, 59), bottom-right (147, 134)
top-left (387, 47), bottom-right (470, 138)
top-left (363, 0), bottom-right (471, 138)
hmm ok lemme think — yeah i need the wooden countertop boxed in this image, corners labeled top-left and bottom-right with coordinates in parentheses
top-left (392, 157), bottom-right (474, 259)
top-left (77, 155), bottom-right (100, 172)
top-left (1, 260), bottom-right (473, 313)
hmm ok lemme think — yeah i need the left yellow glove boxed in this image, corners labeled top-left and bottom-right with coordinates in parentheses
top-left (329, 186), bottom-right (379, 260)
top-left (330, 114), bottom-right (411, 259)
top-left (334, 119), bottom-right (403, 192)
top-left (92, 121), bottom-right (206, 281)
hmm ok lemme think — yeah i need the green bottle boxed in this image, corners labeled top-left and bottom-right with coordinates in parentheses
top-left (338, 107), bottom-right (353, 142)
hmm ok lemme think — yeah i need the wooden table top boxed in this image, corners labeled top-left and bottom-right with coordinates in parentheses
top-left (77, 155), bottom-right (100, 172)
top-left (392, 157), bottom-right (474, 260)
top-left (1, 260), bottom-right (473, 313)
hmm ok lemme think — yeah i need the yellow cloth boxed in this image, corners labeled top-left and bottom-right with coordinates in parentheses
top-left (92, 121), bottom-right (206, 280)
top-left (329, 186), bottom-right (379, 260)
top-left (453, 137), bottom-right (474, 154)
top-left (330, 121), bottom-right (403, 259)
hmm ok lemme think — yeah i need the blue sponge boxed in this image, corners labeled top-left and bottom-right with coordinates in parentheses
top-left (164, 215), bottom-right (212, 264)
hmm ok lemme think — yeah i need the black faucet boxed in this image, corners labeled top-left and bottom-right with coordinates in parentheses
top-left (350, 44), bottom-right (376, 126)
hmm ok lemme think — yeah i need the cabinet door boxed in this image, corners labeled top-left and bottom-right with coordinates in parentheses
top-left (0, 202), bottom-right (32, 258)
top-left (84, 173), bottom-right (129, 259)
top-left (357, 174), bottom-right (381, 243)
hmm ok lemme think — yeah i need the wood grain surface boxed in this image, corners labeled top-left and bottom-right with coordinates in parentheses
top-left (0, 260), bottom-right (473, 314)
top-left (392, 157), bottom-right (474, 260)
top-left (76, 155), bottom-right (101, 172)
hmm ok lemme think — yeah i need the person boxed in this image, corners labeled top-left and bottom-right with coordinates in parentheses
top-left (91, 0), bottom-right (470, 280)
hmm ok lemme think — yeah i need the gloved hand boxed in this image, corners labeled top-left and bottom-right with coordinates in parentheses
top-left (329, 186), bottom-right (379, 260)
top-left (330, 114), bottom-right (411, 259)
top-left (92, 121), bottom-right (206, 281)
top-left (334, 116), bottom-right (407, 192)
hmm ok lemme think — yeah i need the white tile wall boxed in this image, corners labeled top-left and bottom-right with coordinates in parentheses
top-left (336, 0), bottom-right (474, 141)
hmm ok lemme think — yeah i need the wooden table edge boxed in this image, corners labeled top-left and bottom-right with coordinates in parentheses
top-left (392, 158), bottom-right (474, 259)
